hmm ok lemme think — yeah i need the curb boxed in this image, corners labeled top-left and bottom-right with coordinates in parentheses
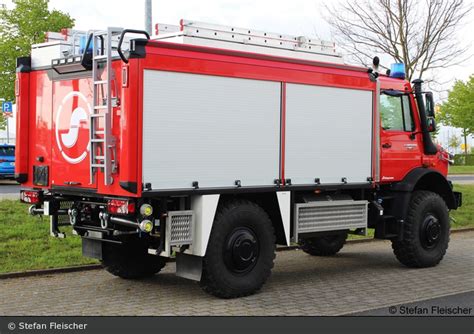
top-left (451, 227), bottom-right (474, 233)
top-left (0, 194), bottom-right (19, 200)
top-left (0, 264), bottom-right (102, 280)
top-left (1, 228), bottom-right (473, 280)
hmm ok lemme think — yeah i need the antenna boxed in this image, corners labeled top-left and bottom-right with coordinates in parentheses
top-left (145, 0), bottom-right (152, 35)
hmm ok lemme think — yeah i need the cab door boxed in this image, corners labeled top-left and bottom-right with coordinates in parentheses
top-left (379, 93), bottom-right (423, 182)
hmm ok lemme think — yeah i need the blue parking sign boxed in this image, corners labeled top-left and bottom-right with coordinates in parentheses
top-left (2, 101), bottom-right (13, 114)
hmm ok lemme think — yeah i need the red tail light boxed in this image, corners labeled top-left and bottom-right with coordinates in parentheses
top-left (107, 199), bottom-right (135, 215)
top-left (20, 191), bottom-right (41, 204)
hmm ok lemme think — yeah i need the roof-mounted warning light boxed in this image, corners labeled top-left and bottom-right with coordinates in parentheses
top-left (390, 63), bottom-right (406, 80)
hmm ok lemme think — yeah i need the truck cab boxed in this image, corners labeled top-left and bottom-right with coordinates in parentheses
top-left (379, 77), bottom-right (449, 181)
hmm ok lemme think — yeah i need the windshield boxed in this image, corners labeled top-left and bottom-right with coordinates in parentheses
top-left (0, 147), bottom-right (15, 157)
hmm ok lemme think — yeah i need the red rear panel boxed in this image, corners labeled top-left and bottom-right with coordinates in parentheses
top-left (18, 61), bottom-right (142, 197)
top-left (51, 78), bottom-right (96, 189)
top-left (15, 71), bottom-right (30, 182)
top-left (22, 71), bottom-right (53, 190)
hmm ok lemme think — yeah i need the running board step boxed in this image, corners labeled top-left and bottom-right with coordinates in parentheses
top-left (374, 215), bottom-right (404, 240)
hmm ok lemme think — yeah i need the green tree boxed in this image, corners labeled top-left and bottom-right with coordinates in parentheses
top-left (447, 134), bottom-right (461, 154)
top-left (0, 0), bottom-right (74, 129)
top-left (439, 76), bottom-right (474, 159)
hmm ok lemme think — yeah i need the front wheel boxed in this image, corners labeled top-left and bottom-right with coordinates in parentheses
top-left (200, 200), bottom-right (276, 299)
top-left (392, 191), bottom-right (450, 268)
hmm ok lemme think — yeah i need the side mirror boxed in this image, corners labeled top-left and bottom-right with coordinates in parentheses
top-left (427, 116), bottom-right (437, 133)
top-left (425, 92), bottom-right (435, 117)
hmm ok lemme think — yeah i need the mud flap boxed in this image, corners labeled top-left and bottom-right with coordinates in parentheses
top-left (176, 253), bottom-right (202, 282)
top-left (82, 238), bottom-right (103, 260)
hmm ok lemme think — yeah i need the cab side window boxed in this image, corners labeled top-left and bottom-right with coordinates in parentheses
top-left (380, 94), bottom-right (415, 132)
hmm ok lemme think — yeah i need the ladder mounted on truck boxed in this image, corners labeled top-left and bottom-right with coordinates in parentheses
top-left (49, 27), bottom-right (150, 186)
top-left (88, 28), bottom-right (122, 186)
top-left (154, 19), bottom-right (344, 64)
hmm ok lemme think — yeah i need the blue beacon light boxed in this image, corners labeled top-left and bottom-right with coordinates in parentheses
top-left (390, 63), bottom-right (406, 80)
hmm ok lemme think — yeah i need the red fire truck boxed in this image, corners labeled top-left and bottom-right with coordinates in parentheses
top-left (16, 20), bottom-right (461, 298)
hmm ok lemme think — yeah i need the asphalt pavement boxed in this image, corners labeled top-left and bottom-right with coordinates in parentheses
top-left (0, 180), bottom-right (19, 199)
top-left (449, 174), bottom-right (474, 184)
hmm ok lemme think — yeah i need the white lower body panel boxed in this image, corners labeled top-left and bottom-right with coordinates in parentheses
top-left (276, 191), bottom-right (291, 245)
top-left (189, 195), bottom-right (220, 257)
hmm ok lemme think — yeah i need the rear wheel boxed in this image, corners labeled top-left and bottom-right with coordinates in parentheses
top-left (200, 200), bottom-right (276, 299)
top-left (392, 191), bottom-right (450, 268)
top-left (102, 241), bottom-right (167, 279)
top-left (299, 231), bottom-right (348, 256)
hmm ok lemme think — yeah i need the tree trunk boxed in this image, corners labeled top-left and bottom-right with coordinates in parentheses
top-left (463, 128), bottom-right (468, 165)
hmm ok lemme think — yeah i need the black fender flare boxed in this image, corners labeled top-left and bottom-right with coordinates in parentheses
top-left (391, 168), bottom-right (457, 210)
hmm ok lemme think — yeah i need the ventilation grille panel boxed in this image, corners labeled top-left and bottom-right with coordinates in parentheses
top-left (167, 211), bottom-right (194, 246)
top-left (295, 200), bottom-right (368, 240)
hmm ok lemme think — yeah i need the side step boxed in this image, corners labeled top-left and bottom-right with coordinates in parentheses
top-left (375, 215), bottom-right (405, 240)
top-left (294, 200), bottom-right (368, 242)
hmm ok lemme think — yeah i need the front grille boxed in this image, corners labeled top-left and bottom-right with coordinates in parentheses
top-left (167, 211), bottom-right (194, 246)
top-left (295, 200), bottom-right (368, 240)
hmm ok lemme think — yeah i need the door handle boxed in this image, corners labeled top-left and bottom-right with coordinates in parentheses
top-left (382, 143), bottom-right (392, 149)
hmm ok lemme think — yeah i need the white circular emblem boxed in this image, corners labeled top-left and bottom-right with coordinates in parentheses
top-left (55, 91), bottom-right (92, 164)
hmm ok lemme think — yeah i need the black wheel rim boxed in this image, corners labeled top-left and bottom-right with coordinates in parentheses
top-left (224, 227), bottom-right (259, 274)
top-left (420, 213), bottom-right (442, 250)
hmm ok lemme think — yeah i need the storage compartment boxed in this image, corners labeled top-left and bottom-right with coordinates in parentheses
top-left (31, 41), bottom-right (73, 69)
top-left (142, 70), bottom-right (281, 190)
top-left (285, 83), bottom-right (373, 185)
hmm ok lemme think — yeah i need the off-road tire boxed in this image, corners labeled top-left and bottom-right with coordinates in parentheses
top-left (102, 241), bottom-right (167, 279)
top-left (299, 231), bottom-right (348, 256)
top-left (392, 191), bottom-right (450, 268)
top-left (200, 200), bottom-right (276, 299)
